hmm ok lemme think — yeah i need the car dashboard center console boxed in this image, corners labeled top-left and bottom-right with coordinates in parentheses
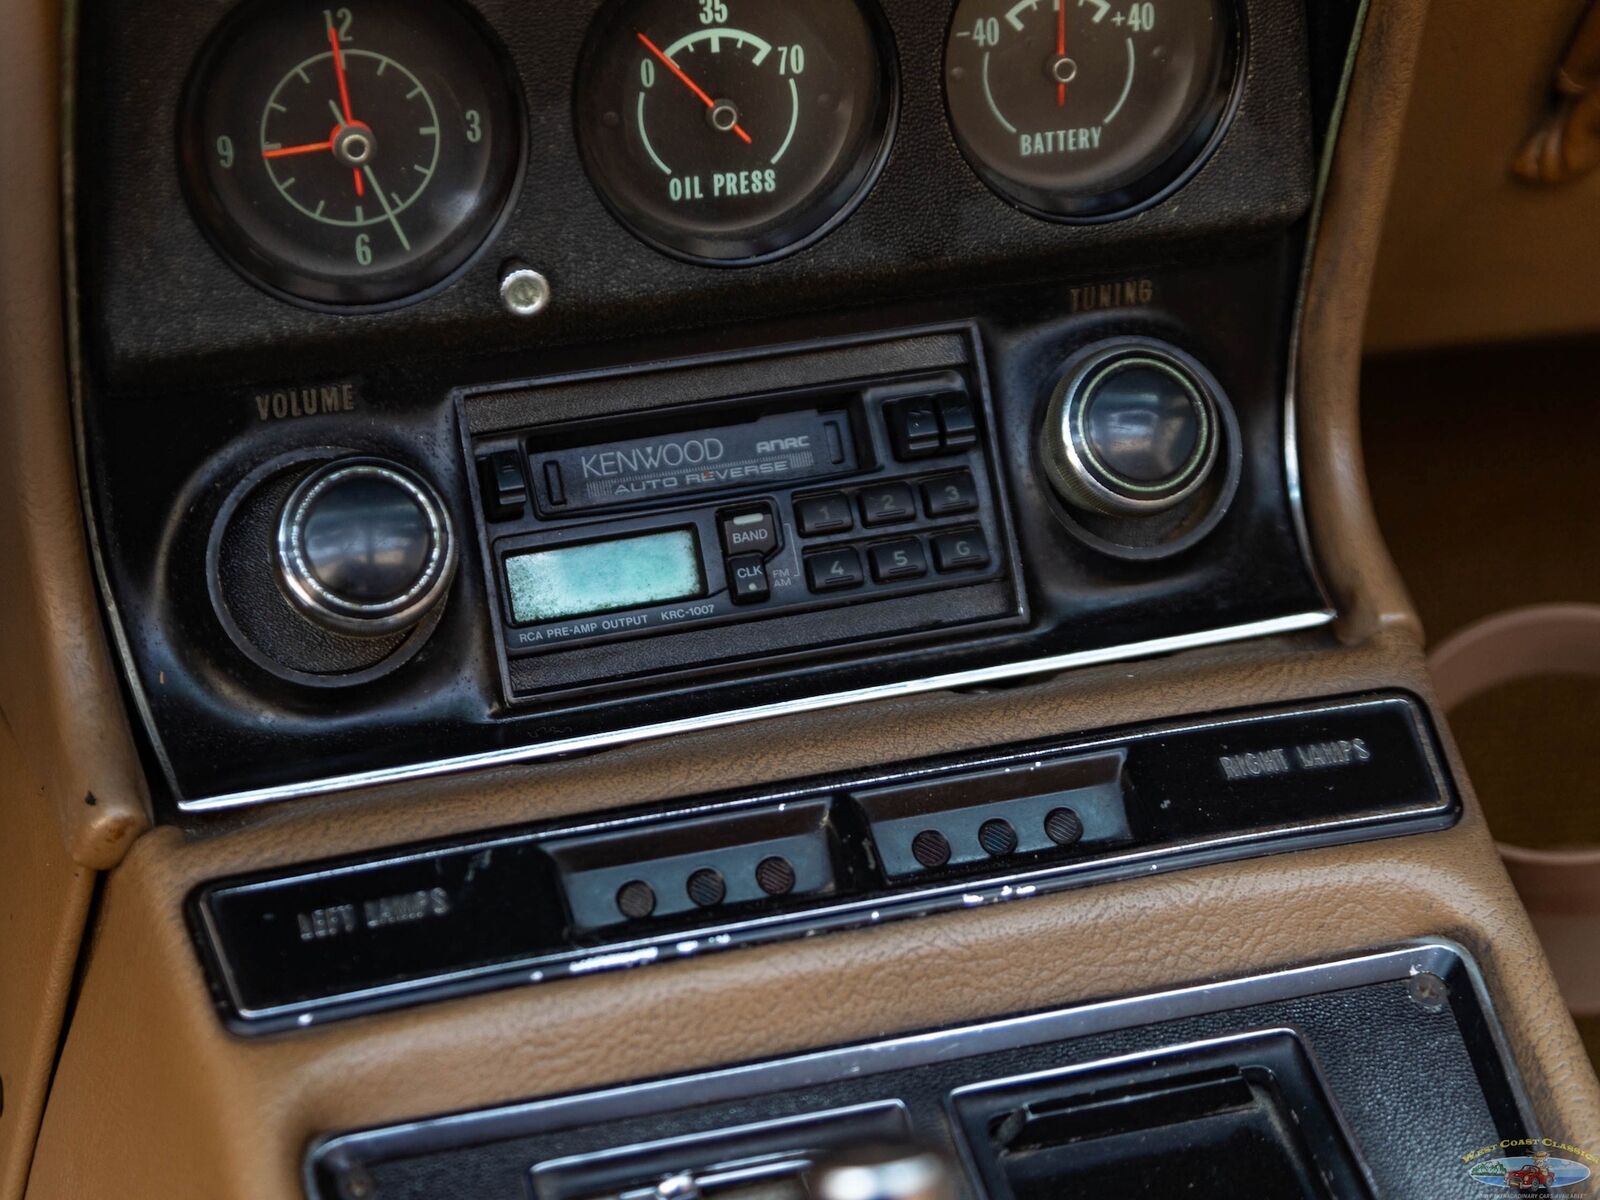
top-left (41, 0), bottom-right (1600, 1189)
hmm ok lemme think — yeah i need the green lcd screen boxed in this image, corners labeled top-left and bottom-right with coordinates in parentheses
top-left (505, 530), bottom-right (705, 624)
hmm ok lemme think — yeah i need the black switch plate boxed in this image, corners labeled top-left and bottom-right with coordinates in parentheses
top-left (190, 693), bottom-right (1458, 1034)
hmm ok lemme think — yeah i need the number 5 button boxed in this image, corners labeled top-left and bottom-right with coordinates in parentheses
top-left (869, 539), bottom-right (928, 582)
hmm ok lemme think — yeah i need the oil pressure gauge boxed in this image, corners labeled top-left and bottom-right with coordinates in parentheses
top-left (944, 0), bottom-right (1238, 220)
top-left (575, 0), bottom-right (897, 264)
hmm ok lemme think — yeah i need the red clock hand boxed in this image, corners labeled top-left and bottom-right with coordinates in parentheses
top-left (328, 24), bottom-right (365, 196)
top-left (636, 31), bottom-right (754, 146)
top-left (262, 139), bottom-right (335, 159)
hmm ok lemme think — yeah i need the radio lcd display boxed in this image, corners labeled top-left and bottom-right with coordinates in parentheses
top-left (504, 529), bottom-right (705, 624)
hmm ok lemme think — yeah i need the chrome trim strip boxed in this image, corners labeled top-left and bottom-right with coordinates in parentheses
top-left (306, 941), bottom-right (1537, 1180)
top-left (528, 1100), bottom-right (910, 1186)
top-left (178, 609), bottom-right (1332, 812)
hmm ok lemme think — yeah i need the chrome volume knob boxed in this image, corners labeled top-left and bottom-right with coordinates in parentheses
top-left (276, 458), bottom-right (457, 636)
top-left (1040, 339), bottom-right (1222, 517)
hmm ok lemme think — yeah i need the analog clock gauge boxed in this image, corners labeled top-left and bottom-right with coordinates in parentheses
top-left (181, 0), bottom-right (524, 307)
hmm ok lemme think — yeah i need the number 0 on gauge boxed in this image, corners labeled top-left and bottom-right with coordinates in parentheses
top-left (575, 0), bottom-right (897, 264)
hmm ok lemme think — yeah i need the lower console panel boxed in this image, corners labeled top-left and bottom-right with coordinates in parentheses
top-left (305, 944), bottom-right (1533, 1200)
top-left (191, 693), bottom-right (1457, 1032)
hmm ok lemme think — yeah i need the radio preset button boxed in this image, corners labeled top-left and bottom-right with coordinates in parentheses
top-left (720, 507), bottom-right (778, 558)
top-left (870, 539), bottom-right (929, 583)
top-left (937, 397), bottom-right (978, 450)
top-left (887, 399), bottom-right (943, 460)
top-left (727, 555), bottom-right (772, 604)
top-left (480, 452), bottom-right (528, 522)
top-left (796, 494), bottom-right (854, 537)
top-left (859, 483), bottom-right (917, 527)
top-left (922, 472), bottom-right (979, 518)
top-left (806, 547), bottom-right (865, 593)
top-left (932, 529), bottom-right (991, 573)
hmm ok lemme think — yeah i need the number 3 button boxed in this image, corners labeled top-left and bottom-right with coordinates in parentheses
top-left (922, 471), bottom-right (978, 517)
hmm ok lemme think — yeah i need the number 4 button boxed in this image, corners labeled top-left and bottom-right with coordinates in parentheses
top-left (805, 548), bottom-right (865, 593)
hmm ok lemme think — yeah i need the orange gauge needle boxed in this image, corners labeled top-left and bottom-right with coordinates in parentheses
top-left (636, 31), bottom-right (754, 146)
top-left (1057, 0), bottom-right (1068, 106)
top-left (328, 24), bottom-right (365, 196)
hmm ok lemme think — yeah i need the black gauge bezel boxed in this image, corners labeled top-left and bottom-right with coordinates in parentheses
top-left (942, 0), bottom-right (1245, 224)
top-left (176, 0), bottom-right (528, 312)
top-left (573, 0), bottom-right (901, 267)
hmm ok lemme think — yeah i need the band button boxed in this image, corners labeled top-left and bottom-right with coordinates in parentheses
top-left (719, 506), bottom-right (778, 557)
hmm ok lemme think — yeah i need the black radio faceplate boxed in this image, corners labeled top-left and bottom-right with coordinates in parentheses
top-left (466, 341), bottom-right (1025, 702)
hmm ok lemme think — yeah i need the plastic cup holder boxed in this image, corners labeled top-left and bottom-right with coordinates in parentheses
top-left (1429, 604), bottom-right (1600, 1016)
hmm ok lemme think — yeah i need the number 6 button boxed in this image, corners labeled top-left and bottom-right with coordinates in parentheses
top-left (932, 529), bottom-right (990, 572)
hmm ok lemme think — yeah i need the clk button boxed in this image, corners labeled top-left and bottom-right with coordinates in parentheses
top-left (727, 555), bottom-right (771, 604)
